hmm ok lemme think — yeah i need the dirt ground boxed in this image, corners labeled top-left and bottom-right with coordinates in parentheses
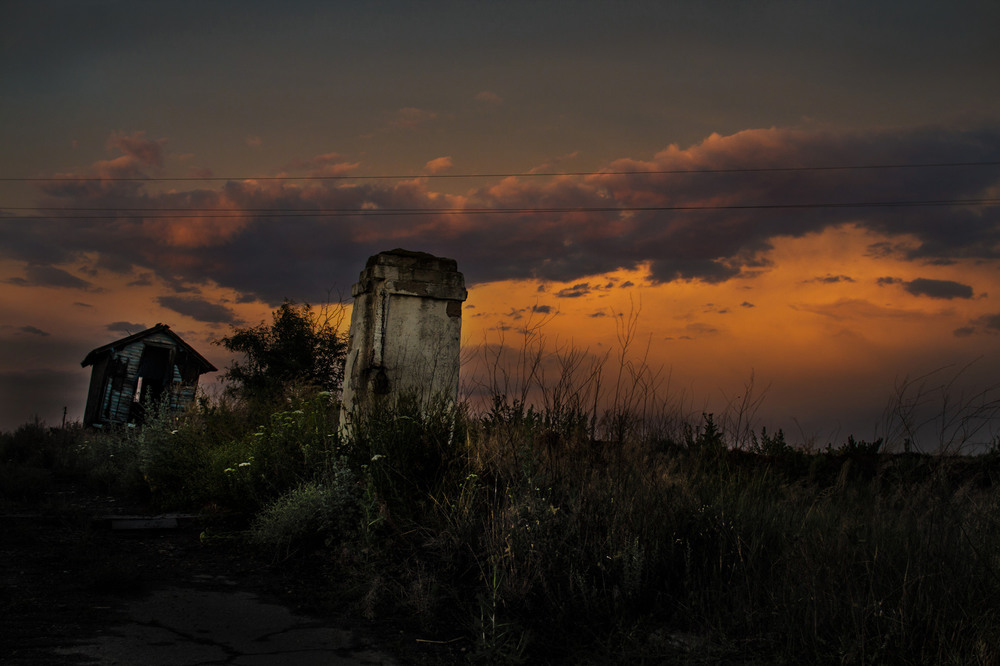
top-left (0, 475), bottom-right (462, 665)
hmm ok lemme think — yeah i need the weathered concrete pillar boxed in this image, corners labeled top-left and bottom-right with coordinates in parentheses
top-left (340, 249), bottom-right (467, 429)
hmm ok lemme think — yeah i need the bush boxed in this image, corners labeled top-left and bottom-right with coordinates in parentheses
top-left (207, 392), bottom-right (341, 512)
top-left (249, 467), bottom-right (359, 558)
top-left (133, 397), bottom-right (213, 509)
top-left (76, 426), bottom-right (148, 497)
top-left (0, 418), bottom-right (83, 470)
top-left (750, 426), bottom-right (792, 456)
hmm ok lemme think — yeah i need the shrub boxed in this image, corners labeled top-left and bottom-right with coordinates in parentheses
top-left (249, 466), bottom-right (359, 558)
top-left (0, 418), bottom-right (83, 470)
top-left (76, 426), bottom-right (148, 497)
top-left (750, 426), bottom-right (792, 456)
top-left (134, 397), bottom-right (213, 509)
top-left (206, 392), bottom-right (341, 512)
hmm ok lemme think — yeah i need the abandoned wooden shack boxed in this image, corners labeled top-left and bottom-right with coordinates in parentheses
top-left (81, 324), bottom-right (217, 427)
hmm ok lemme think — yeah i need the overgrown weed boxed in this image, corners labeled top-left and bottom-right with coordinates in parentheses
top-left (4, 329), bottom-right (1000, 664)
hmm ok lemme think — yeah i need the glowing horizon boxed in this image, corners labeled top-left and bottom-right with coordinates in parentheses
top-left (2, 2), bottom-right (999, 447)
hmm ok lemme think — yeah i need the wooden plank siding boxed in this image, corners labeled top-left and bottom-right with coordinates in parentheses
top-left (82, 324), bottom-right (216, 427)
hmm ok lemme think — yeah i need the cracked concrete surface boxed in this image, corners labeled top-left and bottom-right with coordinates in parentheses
top-left (55, 587), bottom-right (397, 665)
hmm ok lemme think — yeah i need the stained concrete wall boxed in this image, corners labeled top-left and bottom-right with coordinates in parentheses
top-left (340, 249), bottom-right (467, 426)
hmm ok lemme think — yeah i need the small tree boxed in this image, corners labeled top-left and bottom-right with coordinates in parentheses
top-left (215, 300), bottom-right (346, 406)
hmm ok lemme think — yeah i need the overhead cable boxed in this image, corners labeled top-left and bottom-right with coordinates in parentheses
top-left (2, 160), bottom-right (1000, 183)
top-left (4, 198), bottom-right (999, 220)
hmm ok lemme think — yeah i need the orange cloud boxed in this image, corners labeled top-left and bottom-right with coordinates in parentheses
top-left (425, 156), bottom-right (454, 174)
top-left (37, 131), bottom-right (167, 198)
top-left (18, 125), bottom-right (1000, 317)
top-left (150, 216), bottom-right (251, 249)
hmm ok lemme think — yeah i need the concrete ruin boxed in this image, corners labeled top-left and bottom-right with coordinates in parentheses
top-left (340, 249), bottom-right (466, 427)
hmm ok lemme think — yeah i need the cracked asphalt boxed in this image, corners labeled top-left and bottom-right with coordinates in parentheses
top-left (1, 480), bottom-right (404, 666)
top-left (54, 586), bottom-right (396, 665)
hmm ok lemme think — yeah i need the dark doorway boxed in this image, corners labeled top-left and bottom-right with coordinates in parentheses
top-left (133, 345), bottom-right (172, 421)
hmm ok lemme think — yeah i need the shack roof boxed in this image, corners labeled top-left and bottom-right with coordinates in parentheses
top-left (81, 323), bottom-right (218, 373)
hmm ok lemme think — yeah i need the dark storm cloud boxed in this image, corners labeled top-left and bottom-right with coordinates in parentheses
top-left (806, 275), bottom-right (855, 284)
top-left (501, 303), bottom-right (556, 320)
top-left (7, 126), bottom-right (1000, 303)
top-left (555, 283), bottom-right (593, 298)
top-left (877, 276), bottom-right (903, 287)
top-left (443, 125), bottom-right (999, 284)
top-left (5, 264), bottom-right (93, 290)
top-left (156, 296), bottom-right (239, 325)
top-left (664, 322), bottom-right (721, 340)
top-left (974, 313), bottom-right (1000, 330)
top-left (687, 322), bottom-right (721, 336)
top-left (903, 278), bottom-right (975, 299)
top-left (107, 321), bottom-right (147, 334)
top-left (954, 312), bottom-right (1000, 337)
top-left (127, 274), bottom-right (154, 287)
top-left (18, 325), bottom-right (49, 337)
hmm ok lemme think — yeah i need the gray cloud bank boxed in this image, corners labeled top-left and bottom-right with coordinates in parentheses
top-left (2, 125), bottom-right (999, 305)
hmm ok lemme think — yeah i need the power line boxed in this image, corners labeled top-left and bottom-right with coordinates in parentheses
top-left (2, 160), bottom-right (999, 183)
top-left (4, 198), bottom-right (999, 220)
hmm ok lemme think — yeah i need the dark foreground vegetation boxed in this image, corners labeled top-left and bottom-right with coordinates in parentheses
top-left (3, 305), bottom-right (999, 664)
top-left (4, 401), bottom-right (999, 665)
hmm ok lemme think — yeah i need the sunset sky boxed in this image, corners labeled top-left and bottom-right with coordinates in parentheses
top-left (3, 1), bottom-right (1000, 450)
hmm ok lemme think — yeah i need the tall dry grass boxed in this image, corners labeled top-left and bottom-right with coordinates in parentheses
top-left (5, 314), bottom-right (1000, 664)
